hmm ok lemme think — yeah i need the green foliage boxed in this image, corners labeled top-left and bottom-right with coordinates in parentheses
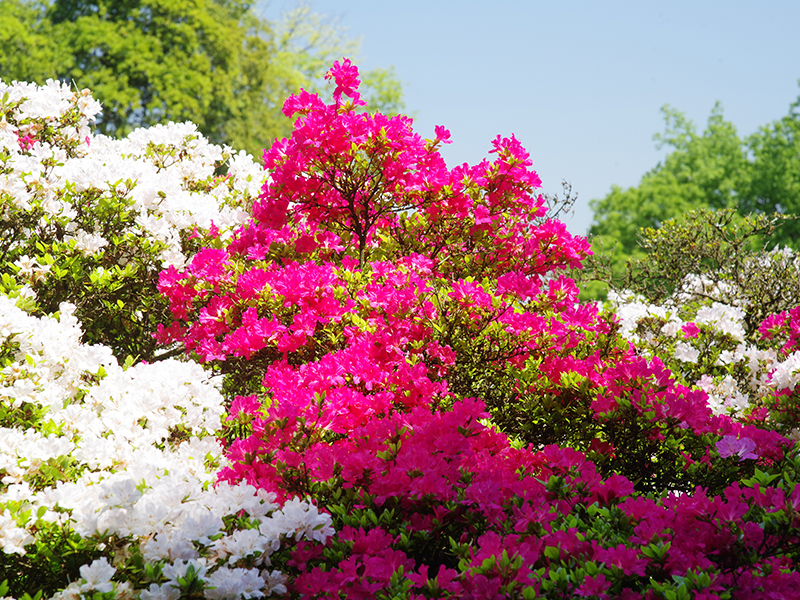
top-left (0, 521), bottom-right (100, 599)
top-left (745, 95), bottom-right (800, 247)
top-left (581, 208), bottom-right (800, 338)
top-left (52, 0), bottom-right (251, 137)
top-left (461, 303), bottom-right (624, 451)
top-left (0, 0), bottom-right (405, 158)
top-left (589, 104), bottom-right (749, 271)
top-left (576, 208), bottom-right (800, 440)
top-left (10, 191), bottom-right (174, 362)
top-left (0, 0), bottom-right (70, 83)
top-left (2, 176), bottom-right (199, 363)
top-left (360, 66), bottom-right (405, 116)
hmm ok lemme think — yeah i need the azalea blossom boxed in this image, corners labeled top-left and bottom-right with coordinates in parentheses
top-left (716, 435), bottom-right (759, 461)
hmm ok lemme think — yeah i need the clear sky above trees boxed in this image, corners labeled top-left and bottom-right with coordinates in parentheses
top-left (260, 0), bottom-right (800, 236)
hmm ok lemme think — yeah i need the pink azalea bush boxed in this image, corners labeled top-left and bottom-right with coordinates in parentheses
top-left (154, 60), bottom-right (800, 598)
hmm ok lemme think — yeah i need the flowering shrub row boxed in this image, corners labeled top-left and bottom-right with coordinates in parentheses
top-left (3, 64), bottom-right (800, 599)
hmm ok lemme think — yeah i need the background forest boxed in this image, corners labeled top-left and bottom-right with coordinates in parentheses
top-left (586, 98), bottom-right (800, 294)
top-left (0, 0), bottom-right (404, 157)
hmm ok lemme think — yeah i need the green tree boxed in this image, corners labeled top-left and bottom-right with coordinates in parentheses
top-left (0, 0), bottom-right (70, 82)
top-left (744, 95), bottom-right (800, 247)
top-left (0, 0), bottom-right (404, 158)
top-left (587, 90), bottom-right (800, 300)
top-left (222, 4), bottom-right (406, 156)
top-left (589, 103), bottom-right (750, 270)
top-left (45, 0), bottom-right (261, 141)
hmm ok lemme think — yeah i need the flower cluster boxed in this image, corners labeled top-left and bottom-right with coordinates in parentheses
top-left (608, 280), bottom-right (800, 438)
top-left (0, 78), bottom-right (264, 360)
top-left (0, 295), bottom-right (333, 598)
top-left (157, 60), bottom-right (800, 598)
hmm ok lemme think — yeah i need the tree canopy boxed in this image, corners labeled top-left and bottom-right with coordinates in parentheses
top-left (589, 104), bottom-right (750, 270)
top-left (0, 0), bottom-right (404, 157)
top-left (588, 91), bottom-right (800, 286)
top-left (745, 96), bottom-right (800, 247)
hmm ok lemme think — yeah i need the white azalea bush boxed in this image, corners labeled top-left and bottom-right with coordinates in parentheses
top-left (0, 79), bottom-right (331, 599)
top-left (608, 263), bottom-right (800, 438)
top-left (583, 209), bottom-right (800, 437)
top-left (0, 78), bottom-right (264, 362)
top-left (0, 295), bottom-right (334, 598)
top-left (609, 290), bottom-right (773, 412)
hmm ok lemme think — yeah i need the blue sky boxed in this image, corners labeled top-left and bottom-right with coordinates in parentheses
top-left (260, 1), bottom-right (800, 237)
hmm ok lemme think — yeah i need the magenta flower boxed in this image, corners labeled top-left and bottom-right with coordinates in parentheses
top-left (227, 394), bottom-right (262, 421)
top-left (682, 322), bottom-right (700, 338)
top-left (324, 58), bottom-right (366, 107)
top-left (577, 573), bottom-right (610, 598)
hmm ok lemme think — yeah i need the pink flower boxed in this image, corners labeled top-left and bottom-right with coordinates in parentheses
top-left (189, 248), bottom-right (229, 283)
top-left (150, 60), bottom-right (800, 598)
top-left (596, 544), bottom-right (648, 577)
top-left (342, 527), bottom-right (395, 556)
top-left (716, 435), bottom-right (759, 461)
top-left (17, 134), bottom-right (34, 150)
top-left (325, 58), bottom-right (366, 107)
top-left (227, 395), bottom-right (262, 420)
top-left (587, 438), bottom-right (616, 458)
top-left (682, 322), bottom-right (701, 338)
top-left (577, 574), bottom-right (610, 599)
top-left (434, 125), bottom-right (452, 144)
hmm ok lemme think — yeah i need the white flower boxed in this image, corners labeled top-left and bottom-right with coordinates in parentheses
top-left (697, 374), bottom-right (750, 416)
top-left (769, 352), bottom-right (800, 391)
top-left (162, 558), bottom-right (208, 586)
top-left (139, 583), bottom-right (181, 600)
top-left (266, 497), bottom-right (334, 543)
top-left (262, 570), bottom-right (288, 596)
top-left (142, 530), bottom-right (200, 561)
top-left (13, 255), bottom-right (36, 277)
top-left (0, 509), bottom-right (33, 554)
top-left (674, 342), bottom-right (699, 364)
top-left (204, 567), bottom-right (266, 600)
top-left (213, 528), bottom-right (267, 565)
top-left (17, 285), bottom-right (36, 300)
top-left (660, 319), bottom-right (683, 337)
top-left (0, 78), bottom-right (313, 597)
top-left (65, 230), bottom-right (108, 256)
top-left (695, 302), bottom-right (746, 341)
top-left (79, 557), bottom-right (116, 593)
top-left (47, 582), bottom-right (81, 600)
